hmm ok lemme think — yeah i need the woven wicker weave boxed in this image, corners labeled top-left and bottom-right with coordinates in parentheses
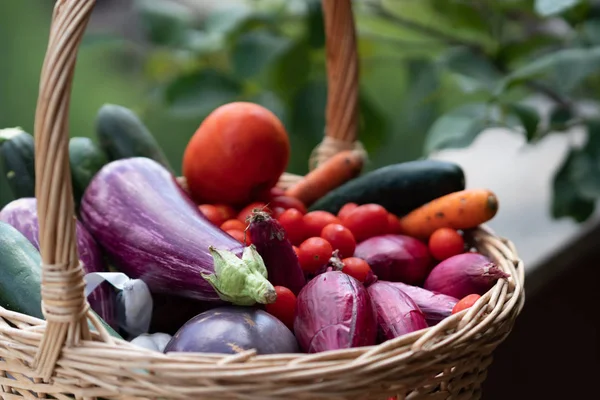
top-left (0, 0), bottom-right (525, 399)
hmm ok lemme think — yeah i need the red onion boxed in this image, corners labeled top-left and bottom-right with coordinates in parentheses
top-left (376, 281), bottom-right (458, 326)
top-left (424, 253), bottom-right (509, 299)
top-left (294, 271), bottom-right (377, 353)
top-left (367, 281), bottom-right (427, 341)
top-left (354, 234), bottom-right (432, 285)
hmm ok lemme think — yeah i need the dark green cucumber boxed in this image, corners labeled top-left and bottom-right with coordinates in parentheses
top-left (69, 137), bottom-right (108, 205)
top-left (95, 104), bottom-right (172, 171)
top-left (0, 128), bottom-right (35, 200)
top-left (0, 222), bottom-right (122, 339)
top-left (309, 159), bottom-right (466, 216)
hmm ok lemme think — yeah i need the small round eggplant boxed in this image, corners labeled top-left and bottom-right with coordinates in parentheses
top-left (164, 306), bottom-right (300, 355)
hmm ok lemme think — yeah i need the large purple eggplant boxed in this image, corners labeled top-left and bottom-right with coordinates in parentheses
top-left (79, 157), bottom-right (276, 305)
top-left (367, 281), bottom-right (428, 342)
top-left (164, 306), bottom-right (299, 355)
top-left (0, 197), bottom-right (116, 328)
top-left (294, 271), bottom-right (377, 353)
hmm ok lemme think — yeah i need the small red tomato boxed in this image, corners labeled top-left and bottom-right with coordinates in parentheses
top-left (270, 195), bottom-right (307, 214)
top-left (221, 219), bottom-right (246, 232)
top-left (342, 204), bottom-right (389, 242)
top-left (428, 228), bottom-right (465, 261)
top-left (387, 213), bottom-right (402, 234)
top-left (198, 204), bottom-right (225, 226)
top-left (214, 204), bottom-right (237, 221)
top-left (337, 202), bottom-right (358, 221)
top-left (265, 286), bottom-right (297, 330)
top-left (226, 229), bottom-right (251, 246)
top-left (299, 237), bottom-right (333, 274)
top-left (452, 294), bottom-right (481, 314)
top-left (341, 257), bottom-right (373, 283)
top-left (303, 211), bottom-right (341, 238)
top-left (320, 223), bottom-right (356, 258)
top-left (278, 208), bottom-right (307, 245)
top-left (237, 202), bottom-right (271, 223)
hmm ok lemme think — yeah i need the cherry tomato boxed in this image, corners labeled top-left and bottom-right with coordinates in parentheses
top-left (320, 223), bottom-right (356, 259)
top-left (214, 204), bottom-right (237, 221)
top-left (237, 202), bottom-right (271, 223)
top-left (226, 229), bottom-right (251, 246)
top-left (198, 204), bottom-right (225, 226)
top-left (387, 213), bottom-right (403, 234)
top-left (341, 257), bottom-right (373, 283)
top-left (270, 195), bottom-right (307, 214)
top-left (265, 286), bottom-right (297, 330)
top-left (221, 219), bottom-right (246, 232)
top-left (299, 237), bottom-right (333, 274)
top-left (428, 228), bottom-right (465, 260)
top-left (278, 208), bottom-right (307, 245)
top-left (292, 245), bottom-right (301, 258)
top-left (303, 211), bottom-right (341, 238)
top-left (452, 294), bottom-right (481, 314)
top-left (271, 206), bottom-right (286, 219)
top-left (342, 204), bottom-right (389, 242)
top-left (337, 202), bottom-right (358, 221)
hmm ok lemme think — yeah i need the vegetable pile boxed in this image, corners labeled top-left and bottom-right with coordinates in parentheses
top-left (0, 101), bottom-right (509, 359)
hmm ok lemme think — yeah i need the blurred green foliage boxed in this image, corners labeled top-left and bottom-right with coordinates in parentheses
top-left (2, 0), bottom-right (600, 223)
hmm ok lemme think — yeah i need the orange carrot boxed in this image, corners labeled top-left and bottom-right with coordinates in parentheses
top-left (285, 150), bottom-right (364, 206)
top-left (399, 189), bottom-right (499, 239)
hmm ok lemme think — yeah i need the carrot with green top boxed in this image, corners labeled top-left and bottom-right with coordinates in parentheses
top-left (285, 150), bottom-right (364, 207)
top-left (399, 189), bottom-right (499, 239)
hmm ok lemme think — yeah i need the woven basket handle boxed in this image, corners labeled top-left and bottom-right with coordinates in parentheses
top-left (31, 0), bottom-right (359, 379)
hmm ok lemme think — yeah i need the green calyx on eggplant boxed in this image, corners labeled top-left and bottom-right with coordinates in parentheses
top-left (203, 246), bottom-right (276, 306)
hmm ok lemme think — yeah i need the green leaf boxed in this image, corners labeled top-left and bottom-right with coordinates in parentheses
top-left (549, 105), bottom-right (574, 130)
top-left (248, 91), bottom-right (288, 125)
top-left (580, 19), bottom-right (600, 46)
top-left (204, 6), bottom-right (253, 34)
top-left (424, 103), bottom-right (491, 154)
top-left (164, 69), bottom-right (243, 117)
top-left (135, 0), bottom-right (191, 46)
top-left (184, 30), bottom-right (225, 55)
top-left (231, 31), bottom-right (291, 80)
top-left (535, 0), bottom-right (581, 17)
top-left (501, 47), bottom-right (600, 94)
top-left (267, 39), bottom-right (311, 99)
top-left (306, 0), bottom-right (325, 49)
top-left (508, 103), bottom-right (540, 141)
top-left (552, 148), bottom-right (596, 222)
top-left (441, 46), bottom-right (502, 93)
top-left (358, 93), bottom-right (387, 153)
top-left (291, 79), bottom-right (327, 141)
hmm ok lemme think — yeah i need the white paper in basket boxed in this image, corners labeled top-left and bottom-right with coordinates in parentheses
top-left (84, 272), bottom-right (153, 339)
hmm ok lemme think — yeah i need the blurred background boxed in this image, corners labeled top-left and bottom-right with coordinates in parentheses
top-left (0, 1), bottom-right (598, 397)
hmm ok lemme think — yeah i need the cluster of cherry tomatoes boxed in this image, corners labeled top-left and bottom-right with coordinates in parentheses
top-left (196, 189), bottom-right (475, 332)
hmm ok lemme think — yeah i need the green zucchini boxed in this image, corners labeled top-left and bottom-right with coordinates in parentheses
top-left (0, 222), bottom-right (122, 339)
top-left (95, 104), bottom-right (172, 171)
top-left (0, 127), bottom-right (35, 200)
top-left (69, 137), bottom-right (108, 206)
top-left (309, 159), bottom-right (466, 216)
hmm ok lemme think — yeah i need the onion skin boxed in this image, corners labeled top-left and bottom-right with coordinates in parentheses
top-left (247, 211), bottom-right (306, 295)
top-left (378, 281), bottom-right (458, 326)
top-left (424, 253), bottom-right (509, 299)
top-left (80, 157), bottom-right (275, 305)
top-left (164, 306), bottom-right (300, 355)
top-left (294, 271), bottom-right (377, 353)
top-left (0, 197), bottom-right (116, 328)
top-left (354, 234), bottom-right (432, 285)
top-left (367, 281), bottom-right (428, 341)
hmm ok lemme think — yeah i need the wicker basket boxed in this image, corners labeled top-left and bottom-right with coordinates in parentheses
top-left (0, 0), bottom-right (525, 399)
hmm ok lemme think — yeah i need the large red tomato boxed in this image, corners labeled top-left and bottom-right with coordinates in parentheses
top-left (183, 102), bottom-right (290, 206)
